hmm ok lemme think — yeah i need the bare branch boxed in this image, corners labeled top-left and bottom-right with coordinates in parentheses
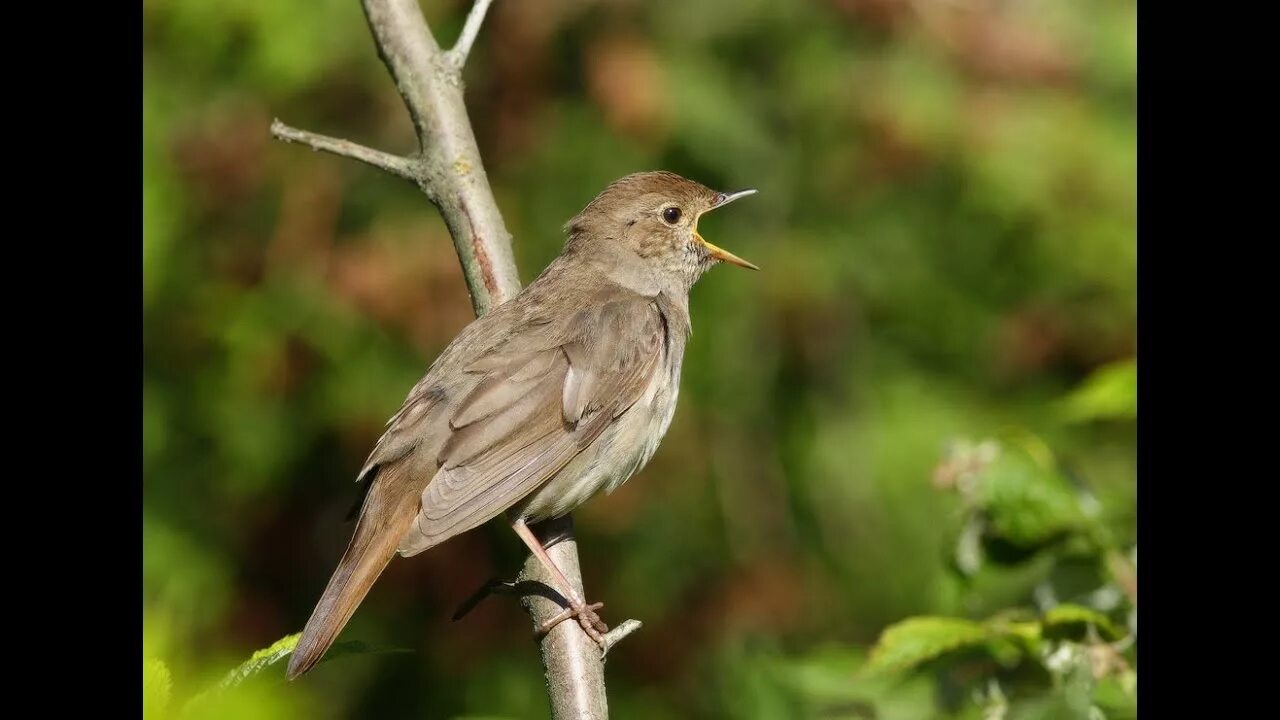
top-left (447, 0), bottom-right (495, 69)
top-left (270, 119), bottom-right (418, 182)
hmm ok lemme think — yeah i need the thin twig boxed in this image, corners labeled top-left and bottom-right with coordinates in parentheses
top-left (447, 0), bottom-right (495, 69)
top-left (599, 620), bottom-right (643, 658)
top-left (272, 1), bottom-right (640, 717)
top-left (270, 119), bottom-right (419, 182)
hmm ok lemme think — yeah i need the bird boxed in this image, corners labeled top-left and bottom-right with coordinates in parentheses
top-left (287, 170), bottom-right (757, 679)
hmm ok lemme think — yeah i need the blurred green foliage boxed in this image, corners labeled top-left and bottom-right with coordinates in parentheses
top-left (143, 0), bottom-right (1135, 717)
top-left (866, 436), bottom-right (1136, 718)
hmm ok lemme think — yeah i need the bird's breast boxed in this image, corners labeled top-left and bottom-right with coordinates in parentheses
top-left (514, 347), bottom-right (682, 523)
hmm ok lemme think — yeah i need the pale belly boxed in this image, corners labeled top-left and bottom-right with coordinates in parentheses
top-left (514, 359), bottom-right (680, 523)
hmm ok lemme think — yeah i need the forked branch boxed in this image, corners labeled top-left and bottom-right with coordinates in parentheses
top-left (447, 0), bottom-right (494, 68)
top-left (273, 0), bottom-right (519, 315)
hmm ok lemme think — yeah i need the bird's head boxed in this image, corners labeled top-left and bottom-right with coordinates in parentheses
top-left (564, 171), bottom-right (757, 294)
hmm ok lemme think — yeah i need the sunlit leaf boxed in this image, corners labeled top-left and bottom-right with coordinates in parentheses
top-left (214, 632), bottom-right (411, 690)
top-left (179, 633), bottom-right (411, 718)
top-left (215, 633), bottom-right (302, 690)
top-left (1043, 603), bottom-right (1121, 641)
top-left (144, 659), bottom-right (172, 720)
top-left (865, 616), bottom-right (990, 674)
top-left (1058, 358), bottom-right (1137, 423)
top-left (986, 617), bottom-right (1043, 662)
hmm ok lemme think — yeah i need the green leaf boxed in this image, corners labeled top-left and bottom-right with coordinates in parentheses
top-left (979, 451), bottom-right (1090, 548)
top-left (181, 633), bottom-right (411, 718)
top-left (983, 634), bottom-right (1026, 669)
top-left (1094, 673), bottom-right (1138, 720)
top-left (1043, 604), bottom-right (1121, 641)
top-left (865, 617), bottom-right (990, 674)
top-left (215, 633), bottom-right (302, 690)
top-left (986, 617), bottom-right (1043, 660)
top-left (144, 659), bottom-right (172, 720)
top-left (1058, 358), bottom-right (1136, 423)
top-left (215, 632), bottom-right (411, 690)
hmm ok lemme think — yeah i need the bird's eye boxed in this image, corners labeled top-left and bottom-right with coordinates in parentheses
top-left (663, 206), bottom-right (682, 224)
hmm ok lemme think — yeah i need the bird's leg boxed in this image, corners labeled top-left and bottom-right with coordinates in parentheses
top-left (512, 518), bottom-right (610, 645)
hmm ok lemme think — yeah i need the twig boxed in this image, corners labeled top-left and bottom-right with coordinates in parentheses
top-left (272, 1), bottom-right (640, 716)
top-left (447, 0), bottom-right (494, 69)
top-left (270, 119), bottom-right (419, 182)
top-left (599, 620), bottom-right (644, 657)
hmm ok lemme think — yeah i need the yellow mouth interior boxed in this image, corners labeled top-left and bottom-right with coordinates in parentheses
top-left (693, 222), bottom-right (759, 270)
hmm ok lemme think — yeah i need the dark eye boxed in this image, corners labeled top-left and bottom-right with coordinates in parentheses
top-left (663, 206), bottom-right (682, 224)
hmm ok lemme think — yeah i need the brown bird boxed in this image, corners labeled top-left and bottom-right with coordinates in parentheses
top-left (287, 171), bottom-right (757, 679)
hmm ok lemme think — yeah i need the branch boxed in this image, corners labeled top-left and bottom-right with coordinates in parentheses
top-left (447, 0), bottom-right (494, 68)
top-left (518, 517), bottom-right (616, 719)
top-left (273, 1), bottom-right (640, 716)
top-left (359, 0), bottom-right (519, 315)
top-left (271, 0), bottom-right (520, 315)
top-left (270, 119), bottom-right (419, 182)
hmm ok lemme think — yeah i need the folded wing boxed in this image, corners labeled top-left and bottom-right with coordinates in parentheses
top-left (397, 292), bottom-right (666, 555)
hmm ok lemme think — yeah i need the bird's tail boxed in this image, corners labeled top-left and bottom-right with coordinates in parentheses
top-left (287, 463), bottom-right (419, 680)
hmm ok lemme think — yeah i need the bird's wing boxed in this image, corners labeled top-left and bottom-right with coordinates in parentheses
top-left (398, 290), bottom-right (667, 554)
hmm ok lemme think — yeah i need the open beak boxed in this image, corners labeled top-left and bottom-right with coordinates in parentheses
top-left (694, 188), bottom-right (759, 270)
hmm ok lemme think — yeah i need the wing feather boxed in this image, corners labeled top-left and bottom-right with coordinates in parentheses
top-left (398, 292), bottom-right (667, 554)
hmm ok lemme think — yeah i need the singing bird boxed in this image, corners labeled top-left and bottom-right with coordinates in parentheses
top-left (287, 171), bottom-right (757, 679)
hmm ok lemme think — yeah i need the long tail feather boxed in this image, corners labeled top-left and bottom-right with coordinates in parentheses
top-left (287, 463), bottom-right (419, 680)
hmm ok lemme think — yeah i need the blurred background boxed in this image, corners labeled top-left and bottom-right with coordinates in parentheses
top-left (143, 0), bottom-right (1136, 717)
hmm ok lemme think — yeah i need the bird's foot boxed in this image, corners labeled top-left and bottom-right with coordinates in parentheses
top-left (537, 598), bottom-right (609, 645)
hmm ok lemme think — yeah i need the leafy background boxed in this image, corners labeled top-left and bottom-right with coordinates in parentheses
top-left (143, 0), bottom-right (1136, 717)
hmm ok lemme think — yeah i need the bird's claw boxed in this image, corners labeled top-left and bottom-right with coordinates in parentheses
top-left (537, 599), bottom-right (609, 645)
